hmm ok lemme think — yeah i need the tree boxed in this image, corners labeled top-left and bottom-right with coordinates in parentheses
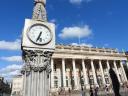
top-left (0, 79), bottom-right (11, 95)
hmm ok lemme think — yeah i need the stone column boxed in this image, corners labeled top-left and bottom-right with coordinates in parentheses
top-left (126, 61), bottom-right (128, 69)
top-left (99, 60), bottom-right (106, 85)
top-left (58, 69), bottom-right (61, 87)
top-left (62, 58), bottom-right (66, 87)
top-left (113, 60), bottom-right (121, 82)
top-left (106, 60), bottom-right (111, 83)
top-left (23, 71), bottom-right (26, 96)
top-left (82, 59), bottom-right (88, 86)
top-left (21, 50), bottom-right (52, 96)
top-left (91, 60), bottom-right (98, 86)
top-left (120, 60), bottom-right (128, 82)
top-left (106, 60), bottom-right (110, 70)
top-left (72, 59), bottom-right (77, 89)
top-left (51, 58), bottom-right (54, 89)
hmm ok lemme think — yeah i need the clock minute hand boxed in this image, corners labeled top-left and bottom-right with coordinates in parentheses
top-left (36, 32), bottom-right (42, 42)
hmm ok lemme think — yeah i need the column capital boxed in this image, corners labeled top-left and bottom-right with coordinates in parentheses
top-left (90, 59), bottom-right (94, 61)
top-left (99, 59), bottom-right (102, 62)
top-left (62, 58), bottom-right (65, 60)
top-left (82, 59), bottom-right (85, 62)
top-left (82, 58), bottom-right (84, 60)
top-left (106, 60), bottom-right (109, 62)
top-left (72, 58), bottom-right (76, 61)
top-left (113, 60), bottom-right (117, 62)
top-left (120, 60), bottom-right (123, 63)
top-left (120, 60), bottom-right (124, 62)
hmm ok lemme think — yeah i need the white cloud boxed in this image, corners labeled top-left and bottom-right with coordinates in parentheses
top-left (69, 0), bottom-right (92, 5)
top-left (71, 43), bottom-right (93, 47)
top-left (0, 56), bottom-right (22, 62)
top-left (59, 25), bottom-right (92, 39)
top-left (0, 64), bottom-right (22, 80)
top-left (50, 19), bottom-right (56, 23)
top-left (49, 19), bottom-right (59, 28)
top-left (0, 39), bottom-right (21, 50)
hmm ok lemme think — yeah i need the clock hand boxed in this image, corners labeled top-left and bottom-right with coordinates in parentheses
top-left (36, 32), bottom-right (42, 42)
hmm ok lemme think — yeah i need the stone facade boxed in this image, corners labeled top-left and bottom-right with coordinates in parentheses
top-left (125, 52), bottom-right (128, 68)
top-left (11, 75), bottom-right (23, 96)
top-left (11, 45), bottom-right (128, 93)
top-left (50, 45), bottom-right (128, 91)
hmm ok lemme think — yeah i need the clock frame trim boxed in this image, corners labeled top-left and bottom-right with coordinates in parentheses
top-left (27, 23), bottom-right (53, 45)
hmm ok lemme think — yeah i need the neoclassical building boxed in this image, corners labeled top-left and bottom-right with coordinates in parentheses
top-left (11, 45), bottom-right (128, 94)
top-left (50, 45), bottom-right (128, 91)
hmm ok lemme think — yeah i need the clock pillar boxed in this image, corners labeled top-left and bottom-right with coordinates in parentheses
top-left (21, 0), bottom-right (55, 96)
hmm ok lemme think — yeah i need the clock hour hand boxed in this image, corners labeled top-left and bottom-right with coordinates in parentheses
top-left (36, 32), bottom-right (42, 42)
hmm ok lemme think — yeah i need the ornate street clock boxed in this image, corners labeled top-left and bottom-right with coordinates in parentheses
top-left (21, 0), bottom-right (55, 96)
top-left (27, 24), bottom-right (52, 45)
top-left (22, 19), bottom-right (55, 50)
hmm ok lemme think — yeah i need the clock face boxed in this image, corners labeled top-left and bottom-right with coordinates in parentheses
top-left (27, 24), bottom-right (52, 45)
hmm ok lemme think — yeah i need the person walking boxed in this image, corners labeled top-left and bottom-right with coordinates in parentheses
top-left (90, 87), bottom-right (93, 96)
top-left (81, 88), bottom-right (85, 96)
top-left (105, 85), bottom-right (109, 96)
top-left (94, 87), bottom-right (98, 96)
top-left (68, 88), bottom-right (71, 96)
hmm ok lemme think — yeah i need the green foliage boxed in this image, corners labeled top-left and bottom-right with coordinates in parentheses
top-left (0, 80), bottom-right (11, 94)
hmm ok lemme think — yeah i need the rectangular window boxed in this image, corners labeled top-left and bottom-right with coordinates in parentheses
top-left (90, 79), bottom-right (94, 85)
top-left (66, 80), bottom-right (68, 87)
top-left (105, 78), bottom-right (109, 84)
top-left (54, 81), bottom-right (58, 88)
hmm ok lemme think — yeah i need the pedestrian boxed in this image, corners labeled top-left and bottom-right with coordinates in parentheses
top-left (68, 88), bottom-right (71, 96)
top-left (94, 87), bottom-right (98, 96)
top-left (90, 87), bottom-right (93, 96)
top-left (105, 85), bottom-right (109, 96)
top-left (81, 87), bottom-right (85, 96)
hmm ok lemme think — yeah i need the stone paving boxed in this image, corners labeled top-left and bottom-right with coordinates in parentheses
top-left (50, 88), bottom-right (128, 96)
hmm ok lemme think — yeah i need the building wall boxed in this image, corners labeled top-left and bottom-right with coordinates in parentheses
top-left (11, 45), bottom-right (128, 93)
top-left (50, 45), bottom-right (128, 91)
top-left (11, 75), bottom-right (23, 96)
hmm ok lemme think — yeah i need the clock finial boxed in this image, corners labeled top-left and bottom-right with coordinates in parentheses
top-left (32, 0), bottom-right (47, 21)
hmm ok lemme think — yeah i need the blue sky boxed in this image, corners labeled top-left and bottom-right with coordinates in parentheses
top-left (0, 0), bottom-right (128, 80)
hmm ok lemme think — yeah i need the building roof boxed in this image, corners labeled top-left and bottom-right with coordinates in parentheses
top-left (55, 44), bottom-right (123, 54)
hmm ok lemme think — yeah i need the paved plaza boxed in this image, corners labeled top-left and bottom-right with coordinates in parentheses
top-left (50, 87), bottom-right (128, 96)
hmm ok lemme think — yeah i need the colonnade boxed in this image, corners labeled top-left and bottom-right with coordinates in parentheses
top-left (50, 58), bottom-right (128, 90)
